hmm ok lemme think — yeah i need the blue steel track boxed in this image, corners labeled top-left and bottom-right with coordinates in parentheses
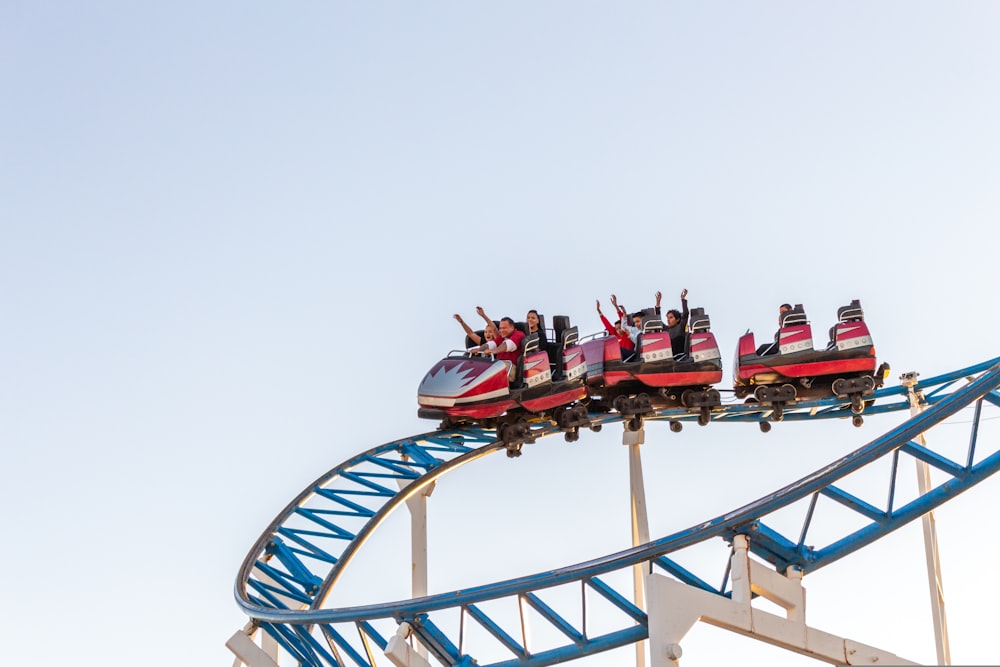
top-left (235, 357), bottom-right (1000, 667)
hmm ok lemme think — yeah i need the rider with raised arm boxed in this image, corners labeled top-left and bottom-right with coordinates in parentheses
top-left (454, 313), bottom-right (498, 351)
top-left (597, 299), bottom-right (635, 360)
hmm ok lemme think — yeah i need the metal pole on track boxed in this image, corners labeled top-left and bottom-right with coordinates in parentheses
top-left (902, 372), bottom-right (951, 666)
top-left (398, 476), bottom-right (436, 662)
top-left (625, 426), bottom-right (650, 667)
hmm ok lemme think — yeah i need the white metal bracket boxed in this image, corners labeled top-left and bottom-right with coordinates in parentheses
top-left (646, 535), bottom-right (918, 666)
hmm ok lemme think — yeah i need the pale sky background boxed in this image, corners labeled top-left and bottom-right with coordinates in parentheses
top-left (3, 2), bottom-right (1000, 666)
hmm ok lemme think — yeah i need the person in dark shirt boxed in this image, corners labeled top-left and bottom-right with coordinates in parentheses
top-left (525, 309), bottom-right (548, 353)
top-left (661, 288), bottom-right (689, 355)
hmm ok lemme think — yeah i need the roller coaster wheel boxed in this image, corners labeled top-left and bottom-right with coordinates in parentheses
top-left (613, 396), bottom-right (628, 414)
top-left (852, 414), bottom-right (864, 428)
top-left (681, 389), bottom-right (694, 408)
top-left (698, 407), bottom-right (711, 426)
top-left (669, 420), bottom-right (683, 433)
top-left (734, 386), bottom-right (749, 399)
top-left (626, 416), bottom-right (643, 432)
top-left (590, 423), bottom-right (602, 433)
top-left (564, 429), bottom-right (579, 443)
top-left (759, 421), bottom-right (772, 433)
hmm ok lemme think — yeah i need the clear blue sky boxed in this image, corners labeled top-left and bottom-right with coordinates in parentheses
top-left (3, 2), bottom-right (999, 665)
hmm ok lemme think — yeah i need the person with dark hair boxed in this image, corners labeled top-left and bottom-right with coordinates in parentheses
top-left (758, 303), bottom-right (794, 355)
top-left (470, 308), bottom-right (525, 381)
top-left (525, 309), bottom-right (548, 353)
top-left (661, 288), bottom-right (689, 355)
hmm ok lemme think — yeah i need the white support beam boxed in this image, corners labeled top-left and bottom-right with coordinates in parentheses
top-left (624, 426), bottom-right (649, 667)
top-left (397, 477), bottom-right (436, 661)
top-left (386, 622), bottom-right (434, 667)
top-left (903, 372), bottom-right (952, 665)
top-left (227, 625), bottom-right (281, 667)
top-left (646, 567), bottom-right (919, 666)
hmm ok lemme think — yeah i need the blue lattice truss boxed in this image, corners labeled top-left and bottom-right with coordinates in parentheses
top-left (235, 357), bottom-right (1000, 667)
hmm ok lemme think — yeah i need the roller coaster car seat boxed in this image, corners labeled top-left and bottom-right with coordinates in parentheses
top-left (515, 332), bottom-right (541, 388)
top-left (827, 299), bottom-right (866, 350)
top-left (552, 315), bottom-right (570, 340)
top-left (641, 315), bottom-right (664, 333)
top-left (523, 332), bottom-right (541, 355)
top-left (679, 307), bottom-right (712, 361)
top-left (781, 304), bottom-right (808, 327)
top-left (837, 300), bottom-right (865, 322)
top-left (551, 316), bottom-right (579, 381)
top-left (689, 308), bottom-right (711, 333)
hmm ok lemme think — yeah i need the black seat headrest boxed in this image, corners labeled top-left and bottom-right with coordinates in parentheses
top-left (640, 315), bottom-right (663, 333)
top-left (523, 332), bottom-right (540, 354)
top-left (837, 299), bottom-right (865, 322)
top-left (781, 305), bottom-right (808, 327)
top-left (561, 326), bottom-right (579, 348)
top-left (689, 307), bottom-right (711, 333)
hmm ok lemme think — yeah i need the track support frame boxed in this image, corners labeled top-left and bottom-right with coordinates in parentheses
top-left (646, 535), bottom-right (918, 666)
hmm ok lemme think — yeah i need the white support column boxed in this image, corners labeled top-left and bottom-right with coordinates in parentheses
top-left (902, 372), bottom-right (951, 666)
top-left (227, 624), bottom-right (281, 667)
top-left (646, 537), bottom-right (919, 666)
top-left (386, 622), bottom-right (434, 667)
top-left (624, 426), bottom-right (650, 667)
top-left (397, 478), bottom-right (436, 662)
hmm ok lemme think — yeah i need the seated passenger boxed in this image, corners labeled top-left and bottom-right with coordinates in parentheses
top-left (660, 288), bottom-right (689, 355)
top-left (525, 309), bottom-right (549, 353)
top-left (471, 307), bottom-right (525, 381)
top-left (454, 313), bottom-right (498, 350)
top-left (596, 299), bottom-right (635, 360)
top-left (757, 303), bottom-right (793, 355)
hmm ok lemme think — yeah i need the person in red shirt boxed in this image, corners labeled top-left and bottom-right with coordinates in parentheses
top-left (470, 307), bottom-right (526, 381)
top-left (596, 299), bottom-right (635, 360)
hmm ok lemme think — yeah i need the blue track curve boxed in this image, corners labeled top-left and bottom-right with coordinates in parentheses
top-left (235, 357), bottom-right (1000, 667)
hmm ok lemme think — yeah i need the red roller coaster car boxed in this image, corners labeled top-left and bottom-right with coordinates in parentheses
top-left (733, 299), bottom-right (889, 425)
top-left (579, 306), bottom-right (724, 430)
top-left (417, 315), bottom-right (596, 453)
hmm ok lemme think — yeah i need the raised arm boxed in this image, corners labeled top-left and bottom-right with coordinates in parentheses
top-left (597, 300), bottom-right (616, 336)
top-left (610, 294), bottom-right (628, 319)
top-left (475, 306), bottom-right (494, 328)
top-left (454, 313), bottom-right (482, 345)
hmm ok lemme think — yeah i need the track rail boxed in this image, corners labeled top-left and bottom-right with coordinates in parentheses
top-left (235, 357), bottom-right (1000, 666)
